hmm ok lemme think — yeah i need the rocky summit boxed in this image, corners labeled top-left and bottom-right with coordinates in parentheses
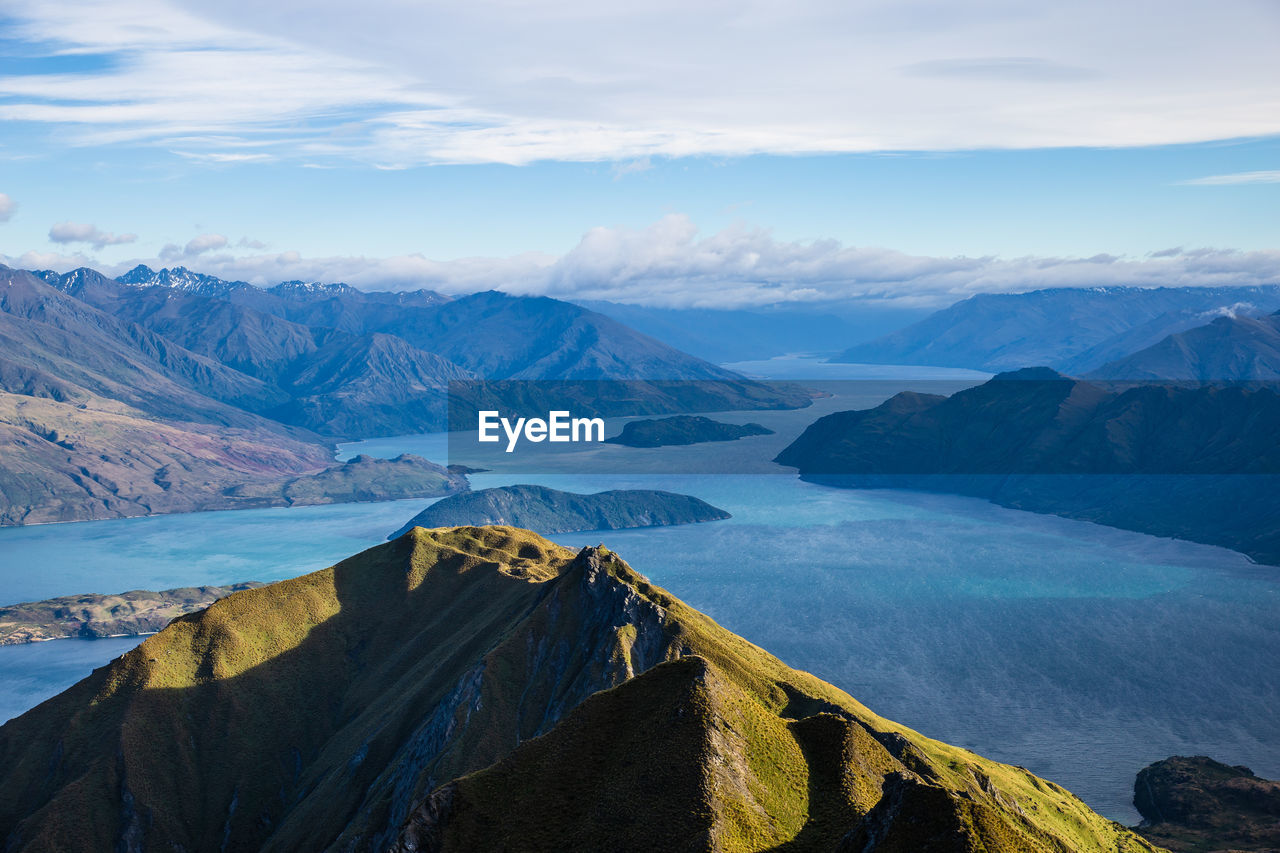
top-left (0, 526), bottom-right (1159, 852)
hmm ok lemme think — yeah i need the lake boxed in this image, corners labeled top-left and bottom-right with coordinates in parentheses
top-left (1, 360), bottom-right (1276, 825)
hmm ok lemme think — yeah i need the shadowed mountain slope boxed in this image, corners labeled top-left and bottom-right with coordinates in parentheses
top-left (0, 527), bottom-right (1158, 852)
top-left (776, 369), bottom-right (1280, 563)
top-left (38, 267), bottom-right (472, 437)
top-left (370, 290), bottom-right (751, 380)
top-left (1089, 311), bottom-right (1280, 381)
top-left (3, 266), bottom-right (285, 423)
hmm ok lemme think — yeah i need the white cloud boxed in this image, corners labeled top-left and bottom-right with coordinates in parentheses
top-left (48, 221), bottom-right (138, 249)
top-left (1182, 170), bottom-right (1280, 186)
top-left (159, 233), bottom-right (230, 260)
top-left (0, 194), bottom-right (15, 222)
top-left (183, 233), bottom-right (228, 254)
top-left (11, 215), bottom-right (1280, 309)
top-left (1, 0), bottom-right (1278, 165)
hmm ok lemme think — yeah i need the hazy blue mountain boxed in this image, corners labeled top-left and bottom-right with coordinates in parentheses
top-left (576, 300), bottom-right (930, 362)
top-left (835, 286), bottom-right (1280, 373)
top-left (375, 291), bottom-right (749, 380)
top-left (40, 268), bottom-right (472, 437)
top-left (32, 265), bottom-right (810, 437)
top-left (776, 368), bottom-right (1280, 563)
top-left (1088, 311), bottom-right (1280, 380)
top-left (270, 333), bottom-right (472, 436)
top-left (115, 266), bottom-right (450, 330)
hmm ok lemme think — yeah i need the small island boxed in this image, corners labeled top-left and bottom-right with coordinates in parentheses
top-left (388, 484), bottom-right (731, 538)
top-left (0, 583), bottom-right (265, 645)
top-left (1132, 755), bottom-right (1280, 852)
top-left (604, 415), bottom-right (774, 448)
top-left (222, 453), bottom-right (469, 507)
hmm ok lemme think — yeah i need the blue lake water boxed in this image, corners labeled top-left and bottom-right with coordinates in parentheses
top-left (1, 363), bottom-right (1276, 825)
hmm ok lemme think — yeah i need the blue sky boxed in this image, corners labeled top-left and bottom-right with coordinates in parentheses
top-left (0, 0), bottom-right (1277, 307)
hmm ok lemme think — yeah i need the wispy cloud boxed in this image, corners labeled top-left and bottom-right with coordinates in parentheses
top-left (172, 151), bottom-right (275, 164)
top-left (48, 221), bottom-right (137, 249)
top-left (0, 194), bottom-right (15, 223)
top-left (159, 233), bottom-right (228, 259)
top-left (0, 0), bottom-right (1278, 166)
top-left (1181, 170), bottom-right (1280, 186)
top-left (11, 215), bottom-right (1280, 309)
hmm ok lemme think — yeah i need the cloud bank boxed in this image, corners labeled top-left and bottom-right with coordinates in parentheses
top-left (47, 221), bottom-right (138, 249)
top-left (1, 0), bottom-right (1278, 165)
top-left (10, 216), bottom-right (1280, 309)
top-left (0, 194), bottom-right (15, 223)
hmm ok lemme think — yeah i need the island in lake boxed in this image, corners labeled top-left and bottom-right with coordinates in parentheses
top-left (605, 414), bottom-right (774, 447)
top-left (1132, 755), bottom-right (1280, 852)
top-left (388, 484), bottom-right (730, 538)
top-left (0, 583), bottom-right (265, 645)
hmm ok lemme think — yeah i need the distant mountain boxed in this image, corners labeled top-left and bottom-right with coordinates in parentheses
top-left (381, 291), bottom-right (748, 380)
top-left (116, 263), bottom-right (259, 298)
top-left (4, 264), bottom-right (810, 523)
top-left (388, 484), bottom-right (730, 537)
top-left (4, 266), bottom-right (285, 422)
top-left (269, 334), bottom-right (470, 436)
top-left (38, 268), bottom-right (470, 437)
top-left (1089, 311), bottom-right (1280, 380)
top-left (577, 300), bottom-right (930, 362)
top-left (776, 368), bottom-right (1280, 563)
top-left (0, 527), bottom-right (1157, 852)
top-left (605, 414), bottom-right (774, 447)
top-left (115, 265), bottom-right (451, 324)
top-left (834, 286), bottom-right (1280, 373)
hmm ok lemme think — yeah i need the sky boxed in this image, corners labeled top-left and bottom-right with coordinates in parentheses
top-left (0, 0), bottom-right (1277, 308)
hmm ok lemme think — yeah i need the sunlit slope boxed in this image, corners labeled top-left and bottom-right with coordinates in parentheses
top-left (0, 527), bottom-right (1162, 852)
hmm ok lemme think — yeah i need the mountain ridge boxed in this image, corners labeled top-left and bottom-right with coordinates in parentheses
top-left (834, 285), bottom-right (1280, 373)
top-left (0, 526), bottom-right (1159, 852)
top-left (776, 369), bottom-right (1280, 563)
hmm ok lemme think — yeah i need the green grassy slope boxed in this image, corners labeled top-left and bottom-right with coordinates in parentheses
top-left (0, 527), bottom-right (1163, 852)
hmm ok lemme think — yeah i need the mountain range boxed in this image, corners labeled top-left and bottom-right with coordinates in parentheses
top-left (776, 367), bottom-right (1280, 564)
top-left (1088, 310), bottom-right (1280, 381)
top-left (834, 286), bottom-right (1280, 374)
top-left (1, 263), bottom-right (807, 525)
top-left (0, 526), bottom-right (1159, 852)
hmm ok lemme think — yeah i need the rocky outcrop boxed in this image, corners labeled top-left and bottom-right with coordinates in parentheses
top-left (1134, 756), bottom-right (1280, 852)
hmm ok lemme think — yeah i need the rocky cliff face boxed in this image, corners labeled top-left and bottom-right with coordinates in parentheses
top-left (0, 527), bottom-right (1160, 852)
top-left (1134, 756), bottom-right (1280, 852)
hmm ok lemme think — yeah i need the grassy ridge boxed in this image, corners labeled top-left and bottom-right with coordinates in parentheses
top-left (0, 527), bottom-right (1163, 852)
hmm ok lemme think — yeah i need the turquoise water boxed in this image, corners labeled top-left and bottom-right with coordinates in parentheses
top-left (1, 365), bottom-right (1276, 824)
